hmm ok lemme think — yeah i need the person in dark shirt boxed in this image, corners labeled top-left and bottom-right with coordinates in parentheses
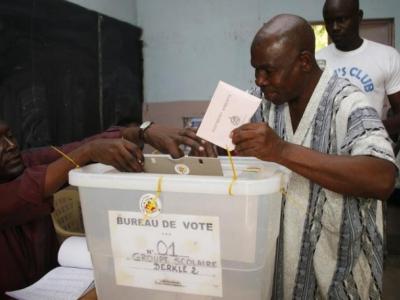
top-left (0, 120), bottom-right (211, 298)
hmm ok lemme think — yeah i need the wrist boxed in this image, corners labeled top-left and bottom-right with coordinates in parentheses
top-left (121, 127), bottom-right (141, 144)
top-left (139, 121), bottom-right (154, 145)
top-left (275, 140), bottom-right (290, 165)
top-left (78, 141), bottom-right (97, 166)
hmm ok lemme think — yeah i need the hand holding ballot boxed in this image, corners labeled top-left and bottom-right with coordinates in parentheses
top-left (230, 123), bottom-right (284, 162)
top-left (196, 81), bottom-right (261, 151)
top-left (194, 80), bottom-right (284, 162)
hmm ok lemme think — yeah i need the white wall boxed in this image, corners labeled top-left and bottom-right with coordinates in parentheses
top-left (136, 0), bottom-right (400, 103)
top-left (66, 0), bottom-right (137, 25)
top-left (65, 0), bottom-right (400, 104)
top-left (137, 0), bottom-right (264, 103)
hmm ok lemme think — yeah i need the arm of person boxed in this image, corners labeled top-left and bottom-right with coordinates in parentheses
top-left (126, 124), bottom-right (217, 158)
top-left (231, 123), bottom-right (396, 200)
top-left (0, 138), bottom-right (142, 228)
top-left (44, 138), bottom-right (143, 197)
top-left (24, 123), bottom-right (216, 169)
top-left (29, 123), bottom-right (214, 198)
top-left (6, 123), bottom-right (215, 225)
top-left (22, 127), bottom-right (123, 166)
top-left (276, 143), bottom-right (395, 200)
top-left (383, 91), bottom-right (400, 137)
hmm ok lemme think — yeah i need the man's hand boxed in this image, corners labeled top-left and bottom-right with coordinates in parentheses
top-left (231, 122), bottom-right (286, 162)
top-left (87, 138), bottom-right (144, 172)
top-left (44, 138), bottom-right (144, 197)
top-left (144, 125), bottom-right (217, 158)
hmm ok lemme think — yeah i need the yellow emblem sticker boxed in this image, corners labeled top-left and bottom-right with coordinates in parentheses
top-left (174, 163), bottom-right (190, 175)
top-left (139, 193), bottom-right (162, 217)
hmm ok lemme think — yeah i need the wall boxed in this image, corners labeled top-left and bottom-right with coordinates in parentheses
top-left (136, 0), bottom-right (400, 104)
top-left (137, 0), bottom-right (261, 104)
top-left (66, 0), bottom-right (137, 25)
top-left (65, 0), bottom-right (400, 126)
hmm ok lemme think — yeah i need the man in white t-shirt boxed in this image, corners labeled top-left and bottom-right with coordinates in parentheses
top-left (316, 0), bottom-right (400, 137)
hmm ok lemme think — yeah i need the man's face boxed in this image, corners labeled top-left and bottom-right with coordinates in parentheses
top-left (0, 122), bottom-right (24, 183)
top-left (251, 38), bottom-right (304, 105)
top-left (323, 0), bottom-right (361, 50)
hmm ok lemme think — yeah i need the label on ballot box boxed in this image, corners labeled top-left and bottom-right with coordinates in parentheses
top-left (108, 211), bottom-right (223, 297)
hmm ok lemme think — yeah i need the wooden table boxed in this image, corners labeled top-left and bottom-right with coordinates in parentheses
top-left (80, 288), bottom-right (97, 300)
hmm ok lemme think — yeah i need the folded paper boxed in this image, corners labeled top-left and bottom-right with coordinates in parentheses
top-left (197, 81), bottom-right (261, 150)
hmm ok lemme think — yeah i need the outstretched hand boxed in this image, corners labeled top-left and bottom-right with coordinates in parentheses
top-left (44, 138), bottom-right (144, 197)
top-left (144, 125), bottom-right (217, 158)
top-left (87, 138), bottom-right (144, 172)
top-left (231, 122), bottom-right (286, 162)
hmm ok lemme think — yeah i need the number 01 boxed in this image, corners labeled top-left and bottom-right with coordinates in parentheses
top-left (156, 240), bottom-right (176, 256)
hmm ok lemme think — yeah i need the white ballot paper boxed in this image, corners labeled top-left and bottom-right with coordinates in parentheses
top-left (197, 81), bottom-right (261, 150)
top-left (6, 237), bottom-right (94, 300)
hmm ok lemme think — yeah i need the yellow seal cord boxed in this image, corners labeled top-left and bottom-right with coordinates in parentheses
top-left (155, 176), bottom-right (163, 199)
top-left (225, 152), bottom-right (321, 232)
top-left (278, 171), bottom-right (306, 214)
top-left (227, 147), bottom-right (237, 196)
top-left (143, 176), bottom-right (163, 220)
top-left (51, 146), bottom-right (80, 168)
top-left (279, 186), bottom-right (306, 213)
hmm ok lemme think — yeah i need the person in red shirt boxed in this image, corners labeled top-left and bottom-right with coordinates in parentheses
top-left (0, 120), bottom-right (212, 298)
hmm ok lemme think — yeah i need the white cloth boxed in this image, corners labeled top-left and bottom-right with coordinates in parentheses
top-left (250, 69), bottom-right (395, 299)
top-left (316, 39), bottom-right (400, 119)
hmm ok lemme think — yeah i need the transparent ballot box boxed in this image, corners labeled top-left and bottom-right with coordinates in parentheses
top-left (69, 155), bottom-right (287, 300)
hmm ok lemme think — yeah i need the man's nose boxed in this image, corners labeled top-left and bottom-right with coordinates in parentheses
top-left (332, 21), bottom-right (340, 31)
top-left (255, 74), bottom-right (268, 87)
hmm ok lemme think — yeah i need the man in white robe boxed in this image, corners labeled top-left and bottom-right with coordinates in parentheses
top-left (231, 14), bottom-right (396, 299)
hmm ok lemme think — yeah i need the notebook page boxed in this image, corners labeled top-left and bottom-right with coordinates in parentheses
top-left (5, 267), bottom-right (93, 300)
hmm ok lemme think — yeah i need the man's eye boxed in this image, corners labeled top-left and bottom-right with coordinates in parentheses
top-left (263, 69), bottom-right (273, 75)
top-left (259, 69), bottom-right (270, 74)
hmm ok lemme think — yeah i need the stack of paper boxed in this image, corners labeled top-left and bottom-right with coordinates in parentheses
top-left (6, 237), bottom-right (94, 300)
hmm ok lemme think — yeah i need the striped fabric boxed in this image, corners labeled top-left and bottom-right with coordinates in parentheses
top-left (249, 69), bottom-right (395, 299)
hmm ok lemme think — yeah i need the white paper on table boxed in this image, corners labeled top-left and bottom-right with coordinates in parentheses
top-left (58, 236), bottom-right (93, 269)
top-left (197, 81), bottom-right (262, 150)
top-left (6, 237), bottom-right (94, 300)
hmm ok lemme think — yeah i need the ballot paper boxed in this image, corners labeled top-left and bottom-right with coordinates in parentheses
top-left (6, 237), bottom-right (94, 300)
top-left (197, 81), bottom-right (261, 150)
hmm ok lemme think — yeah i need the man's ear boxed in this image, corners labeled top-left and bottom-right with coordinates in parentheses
top-left (298, 51), bottom-right (314, 72)
top-left (358, 9), bottom-right (364, 23)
